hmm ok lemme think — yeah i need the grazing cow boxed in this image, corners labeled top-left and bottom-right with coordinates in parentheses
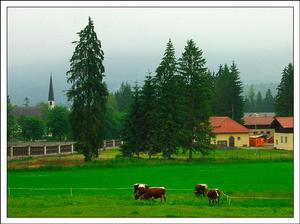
top-left (137, 185), bottom-right (166, 201)
top-left (194, 184), bottom-right (208, 196)
top-left (207, 189), bottom-right (221, 206)
top-left (133, 183), bottom-right (149, 199)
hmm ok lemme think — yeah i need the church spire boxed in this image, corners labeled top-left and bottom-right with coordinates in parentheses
top-left (48, 73), bottom-right (55, 109)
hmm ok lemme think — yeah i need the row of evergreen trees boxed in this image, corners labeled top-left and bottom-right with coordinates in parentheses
top-left (244, 88), bottom-right (275, 112)
top-left (121, 39), bottom-right (244, 159)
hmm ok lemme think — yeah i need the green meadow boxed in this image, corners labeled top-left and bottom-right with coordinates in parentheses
top-left (8, 149), bottom-right (294, 217)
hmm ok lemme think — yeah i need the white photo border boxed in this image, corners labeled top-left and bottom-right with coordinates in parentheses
top-left (1, 1), bottom-right (299, 224)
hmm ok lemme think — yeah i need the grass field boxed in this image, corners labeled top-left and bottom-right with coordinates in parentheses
top-left (7, 149), bottom-right (294, 218)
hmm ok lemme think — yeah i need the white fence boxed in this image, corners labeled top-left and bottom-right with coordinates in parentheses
top-left (7, 142), bottom-right (75, 160)
top-left (7, 140), bottom-right (123, 159)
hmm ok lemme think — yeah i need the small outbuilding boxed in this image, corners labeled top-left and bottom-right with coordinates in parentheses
top-left (249, 135), bottom-right (265, 147)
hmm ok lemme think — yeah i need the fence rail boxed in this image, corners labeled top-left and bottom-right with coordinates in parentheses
top-left (7, 187), bottom-right (293, 204)
top-left (7, 142), bottom-right (75, 160)
top-left (7, 140), bottom-right (123, 159)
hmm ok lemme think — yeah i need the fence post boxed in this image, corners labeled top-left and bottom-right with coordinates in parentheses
top-left (71, 144), bottom-right (74, 154)
top-left (58, 144), bottom-right (61, 154)
top-left (103, 140), bottom-right (106, 150)
top-left (10, 147), bottom-right (13, 157)
top-left (112, 140), bottom-right (116, 148)
top-left (44, 145), bottom-right (47, 155)
top-left (28, 146), bottom-right (31, 156)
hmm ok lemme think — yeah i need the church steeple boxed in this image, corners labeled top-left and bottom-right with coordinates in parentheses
top-left (48, 73), bottom-right (55, 109)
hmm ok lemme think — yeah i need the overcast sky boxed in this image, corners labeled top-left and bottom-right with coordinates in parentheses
top-left (8, 7), bottom-right (293, 105)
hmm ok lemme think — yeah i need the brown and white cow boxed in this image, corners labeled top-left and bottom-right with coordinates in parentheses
top-left (194, 184), bottom-right (208, 196)
top-left (207, 188), bottom-right (221, 206)
top-left (137, 185), bottom-right (166, 201)
top-left (133, 183), bottom-right (149, 199)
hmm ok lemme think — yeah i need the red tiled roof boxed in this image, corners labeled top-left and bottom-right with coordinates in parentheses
top-left (275, 117), bottom-right (293, 128)
top-left (243, 116), bottom-right (274, 126)
top-left (210, 116), bottom-right (249, 133)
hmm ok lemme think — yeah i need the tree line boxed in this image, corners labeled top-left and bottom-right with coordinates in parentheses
top-left (120, 39), bottom-right (245, 160)
top-left (244, 87), bottom-right (275, 112)
top-left (7, 17), bottom-right (294, 162)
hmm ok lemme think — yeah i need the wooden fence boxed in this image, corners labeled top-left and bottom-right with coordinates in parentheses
top-left (7, 140), bottom-right (123, 159)
top-left (7, 142), bottom-right (75, 160)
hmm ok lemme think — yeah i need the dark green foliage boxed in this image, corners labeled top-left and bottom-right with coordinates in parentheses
top-left (244, 87), bottom-right (275, 113)
top-left (47, 106), bottom-right (71, 140)
top-left (255, 91), bottom-right (263, 112)
top-left (17, 115), bottom-right (45, 141)
top-left (213, 62), bottom-right (244, 122)
top-left (103, 94), bottom-right (126, 140)
top-left (153, 39), bottom-right (183, 159)
top-left (8, 103), bottom-right (16, 141)
top-left (244, 85), bottom-right (256, 112)
top-left (114, 82), bottom-right (133, 112)
top-left (275, 63), bottom-right (293, 116)
top-left (178, 39), bottom-right (213, 160)
top-left (139, 72), bottom-right (157, 158)
top-left (120, 84), bottom-right (143, 157)
top-left (36, 102), bottom-right (50, 123)
top-left (66, 17), bottom-right (108, 161)
top-left (263, 89), bottom-right (275, 112)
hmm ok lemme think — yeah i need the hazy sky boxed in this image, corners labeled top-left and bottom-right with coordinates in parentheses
top-left (8, 7), bottom-right (293, 105)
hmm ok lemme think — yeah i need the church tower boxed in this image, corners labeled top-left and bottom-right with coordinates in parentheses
top-left (48, 74), bottom-right (55, 109)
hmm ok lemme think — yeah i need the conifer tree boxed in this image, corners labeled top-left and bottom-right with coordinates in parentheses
top-left (213, 62), bottom-right (244, 122)
top-left (263, 89), bottom-right (275, 112)
top-left (66, 17), bottom-right (108, 161)
top-left (120, 84), bottom-right (143, 157)
top-left (246, 85), bottom-right (256, 112)
top-left (256, 91), bottom-right (263, 112)
top-left (178, 39), bottom-right (213, 160)
top-left (154, 39), bottom-right (183, 159)
top-left (275, 63), bottom-right (293, 116)
top-left (114, 82), bottom-right (133, 112)
top-left (140, 72), bottom-right (157, 158)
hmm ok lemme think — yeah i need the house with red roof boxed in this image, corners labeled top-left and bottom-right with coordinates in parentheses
top-left (210, 116), bottom-right (250, 148)
top-left (243, 115), bottom-right (275, 139)
top-left (271, 117), bottom-right (294, 150)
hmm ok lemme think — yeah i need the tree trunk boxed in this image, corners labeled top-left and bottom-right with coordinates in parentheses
top-left (188, 147), bottom-right (193, 161)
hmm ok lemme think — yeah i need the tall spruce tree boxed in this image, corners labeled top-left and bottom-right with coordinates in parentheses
top-left (120, 84), bottom-right (143, 157)
top-left (213, 62), bottom-right (244, 122)
top-left (66, 17), bottom-right (108, 161)
top-left (140, 72), bottom-right (157, 158)
top-left (114, 82), bottom-right (133, 112)
top-left (256, 91), bottom-right (263, 112)
top-left (178, 39), bottom-right (213, 160)
top-left (154, 39), bottom-right (183, 159)
top-left (228, 61), bottom-right (244, 121)
top-left (263, 89), bottom-right (275, 112)
top-left (275, 63), bottom-right (293, 116)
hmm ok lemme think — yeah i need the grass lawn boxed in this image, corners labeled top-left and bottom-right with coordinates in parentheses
top-left (7, 149), bottom-right (294, 218)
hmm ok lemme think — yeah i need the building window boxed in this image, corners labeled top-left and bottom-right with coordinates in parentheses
top-left (237, 137), bottom-right (241, 141)
top-left (260, 131), bottom-right (264, 134)
top-left (217, 141), bottom-right (227, 146)
top-left (276, 140), bottom-right (278, 145)
top-left (281, 136), bottom-right (283, 143)
top-left (285, 137), bottom-right (288, 143)
top-left (254, 131), bottom-right (257, 135)
top-left (266, 131), bottom-right (270, 134)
